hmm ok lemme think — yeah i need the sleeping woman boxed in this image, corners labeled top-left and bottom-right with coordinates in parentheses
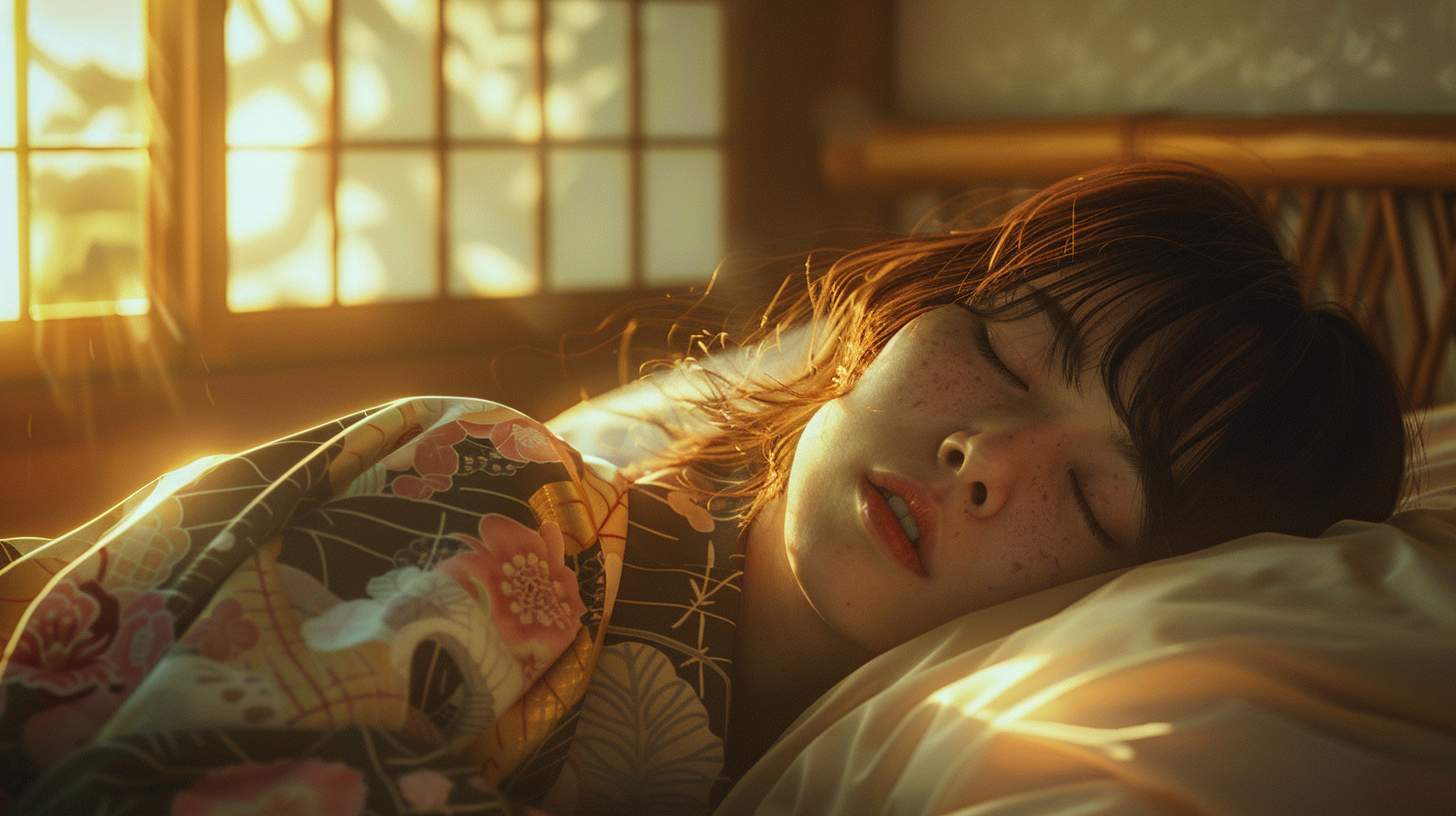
top-left (0, 161), bottom-right (1409, 815)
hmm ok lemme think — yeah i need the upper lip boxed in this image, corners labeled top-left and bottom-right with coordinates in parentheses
top-left (867, 470), bottom-right (939, 573)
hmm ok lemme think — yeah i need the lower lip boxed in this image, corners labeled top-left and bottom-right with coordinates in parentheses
top-left (859, 480), bottom-right (926, 577)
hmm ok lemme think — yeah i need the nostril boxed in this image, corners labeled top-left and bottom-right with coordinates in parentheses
top-left (971, 482), bottom-right (988, 506)
top-left (944, 449), bottom-right (965, 469)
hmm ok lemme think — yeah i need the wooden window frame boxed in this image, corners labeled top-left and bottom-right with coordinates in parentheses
top-left (3, 0), bottom-right (738, 381)
top-left (183, 0), bottom-right (729, 370)
top-left (1, 0), bottom-right (894, 384)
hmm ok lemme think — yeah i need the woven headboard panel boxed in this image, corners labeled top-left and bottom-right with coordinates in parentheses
top-left (824, 114), bottom-right (1456, 408)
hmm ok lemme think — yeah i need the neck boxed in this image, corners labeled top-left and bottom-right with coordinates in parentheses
top-left (725, 495), bottom-right (876, 781)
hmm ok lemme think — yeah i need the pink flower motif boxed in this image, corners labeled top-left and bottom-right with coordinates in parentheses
top-left (14, 590), bottom-right (173, 769)
top-left (108, 592), bottom-right (175, 687)
top-left (8, 581), bottom-right (113, 696)
top-left (481, 417), bottom-right (558, 464)
top-left (383, 421), bottom-right (468, 501)
top-left (381, 411), bottom-right (561, 500)
top-left (439, 515), bottom-right (585, 655)
top-left (182, 598), bottom-right (260, 663)
top-left (397, 769), bottom-right (452, 810)
top-left (171, 759), bottom-right (366, 816)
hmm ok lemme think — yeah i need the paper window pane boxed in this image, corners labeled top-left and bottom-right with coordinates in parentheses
top-left (0, 2), bottom-right (15, 148)
top-left (339, 149), bottom-right (439, 304)
top-left (550, 147), bottom-right (628, 290)
top-left (446, 0), bottom-right (540, 141)
top-left (545, 1), bottom-right (627, 138)
top-left (450, 149), bottom-right (538, 296)
top-left (29, 151), bottom-right (147, 319)
top-left (643, 2), bottom-right (721, 137)
top-left (341, 0), bottom-right (437, 140)
top-left (0, 155), bottom-right (17, 320)
top-left (28, 0), bottom-right (147, 147)
top-left (227, 149), bottom-right (332, 311)
top-left (227, 0), bottom-right (331, 146)
top-left (644, 147), bottom-right (721, 284)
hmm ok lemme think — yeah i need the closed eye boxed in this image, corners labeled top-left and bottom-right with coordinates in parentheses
top-left (1070, 469), bottom-right (1121, 552)
top-left (972, 318), bottom-right (1029, 392)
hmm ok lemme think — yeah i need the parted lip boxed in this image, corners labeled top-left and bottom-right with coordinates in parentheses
top-left (867, 469), bottom-right (939, 576)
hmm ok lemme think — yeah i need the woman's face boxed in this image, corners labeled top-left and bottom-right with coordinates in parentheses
top-left (767, 304), bottom-right (1143, 654)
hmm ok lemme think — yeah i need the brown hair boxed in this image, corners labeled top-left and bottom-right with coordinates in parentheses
top-left (667, 161), bottom-right (1411, 561)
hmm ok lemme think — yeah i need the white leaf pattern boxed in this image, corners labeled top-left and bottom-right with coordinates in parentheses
top-left (570, 642), bottom-right (723, 815)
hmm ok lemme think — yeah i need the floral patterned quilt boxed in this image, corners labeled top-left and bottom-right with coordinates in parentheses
top-left (0, 397), bottom-right (745, 815)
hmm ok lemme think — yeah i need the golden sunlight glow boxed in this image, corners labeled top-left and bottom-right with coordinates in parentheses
top-left (228, 148), bottom-right (332, 311)
top-left (544, 1), bottom-right (625, 138)
top-left (455, 241), bottom-right (536, 296)
top-left (25, 66), bottom-right (81, 138)
top-left (0, 2), bottom-right (14, 148)
top-left (930, 654), bottom-right (1174, 763)
top-left (544, 86), bottom-right (583, 137)
top-left (445, 0), bottom-right (538, 139)
top-left (254, 0), bottom-right (304, 42)
top-left (0, 157), bottom-right (17, 321)
top-left (340, 151), bottom-right (438, 304)
top-left (928, 654), bottom-right (1051, 715)
top-left (225, 1), bottom-right (269, 65)
top-left (227, 0), bottom-right (329, 147)
top-left (227, 149), bottom-right (304, 241)
top-left (27, 0), bottom-right (143, 76)
top-left (338, 236), bottom-right (386, 304)
top-left (344, 57), bottom-right (391, 132)
top-left (228, 90), bottom-right (321, 146)
top-left (77, 107), bottom-right (133, 144)
top-left (993, 719), bottom-right (1174, 762)
top-left (228, 212), bottom-right (333, 311)
top-left (299, 58), bottom-right (332, 105)
top-left (29, 151), bottom-right (147, 320)
top-left (30, 298), bottom-right (148, 320)
top-left (337, 177), bottom-right (387, 230)
top-left (336, 176), bottom-right (388, 302)
top-left (27, 0), bottom-right (145, 146)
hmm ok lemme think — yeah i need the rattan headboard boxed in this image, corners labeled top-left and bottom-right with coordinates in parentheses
top-left (824, 114), bottom-right (1456, 408)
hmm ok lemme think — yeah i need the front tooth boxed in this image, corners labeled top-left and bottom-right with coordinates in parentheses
top-left (886, 493), bottom-right (920, 544)
top-left (886, 493), bottom-right (910, 517)
top-left (900, 514), bottom-right (920, 544)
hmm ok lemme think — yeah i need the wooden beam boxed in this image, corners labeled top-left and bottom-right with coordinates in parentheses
top-left (824, 114), bottom-right (1456, 191)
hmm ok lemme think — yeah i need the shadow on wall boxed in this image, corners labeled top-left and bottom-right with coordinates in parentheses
top-left (896, 0), bottom-right (1456, 119)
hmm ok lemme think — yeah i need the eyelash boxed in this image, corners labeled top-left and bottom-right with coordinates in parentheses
top-left (972, 319), bottom-right (1030, 392)
top-left (1070, 471), bottom-right (1121, 552)
top-left (966, 311), bottom-right (1120, 552)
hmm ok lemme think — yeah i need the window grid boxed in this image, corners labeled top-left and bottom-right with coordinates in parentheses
top-left (5, 0), bottom-right (153, 325)
top-left (224, 0), bottom-right (724, 312)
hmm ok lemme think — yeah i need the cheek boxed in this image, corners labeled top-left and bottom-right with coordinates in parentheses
top-left (856, 348), bottom-right (985, 417)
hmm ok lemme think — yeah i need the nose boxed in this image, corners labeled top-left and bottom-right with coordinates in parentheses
top-left (938, 430), bottom-right (1016, 517)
